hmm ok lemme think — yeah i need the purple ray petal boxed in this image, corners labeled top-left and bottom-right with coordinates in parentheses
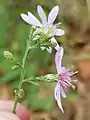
top-left (50, 37), bottom-right (60, 51)
top-left (55, 84), bottom-right (64, 113)
top-left (21, 13), bottom-right (42, 27)
top-left (48, 6), bottom-right (59, 24)
top-left (27, 12), bottom-right (42, 27)
top-left (55, 83), bottom-right (59, 100)
top-left (55, 29), bottom-right (65, 36)
top-left (37, 5), bottom-right (47, 24)
top-left (60, 86), bottom-right (66, 98)
top-left (55, 47), bottom-right (64, 74)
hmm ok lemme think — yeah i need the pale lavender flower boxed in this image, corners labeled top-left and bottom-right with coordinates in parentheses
top-left (55, 47), bottom-right (75, 113)
top-left (21, 5), bottom-right (65, 53)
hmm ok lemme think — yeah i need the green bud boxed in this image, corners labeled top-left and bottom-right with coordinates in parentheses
top-left (14, 89), bottom-right (25, 99)
top-left (33, 28), bottom-right (42, 35)
top-left (14, 89), bottom-right (18, 95)
top-left (32, 25), bottom-right (36, 30)
top-left (18, 89), bottom-right (25, 99)
top-left (45, 74), bottom-right (57, 81)
top-left (37, 74), bottom-right (58, 83)
top-left (4, 51), bottom-right (13, 60)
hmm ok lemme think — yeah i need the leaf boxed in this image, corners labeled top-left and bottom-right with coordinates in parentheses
top-left (12, 65), bottom-right (19, 70)
top-left (23, 80), bottom-right (40, 86)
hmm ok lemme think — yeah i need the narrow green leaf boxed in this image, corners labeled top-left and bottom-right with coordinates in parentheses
top-left (12, 65), bottom-right (19, 70)
top-left (23, 80), bottom-right (40, 86)
top-left (24, 74), bottom-right (57, 83)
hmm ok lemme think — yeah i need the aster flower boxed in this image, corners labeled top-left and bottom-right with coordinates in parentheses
top-left (21, 5), bottom-right (65, 53)
top-left (55, 47), bottom-right (75, 113)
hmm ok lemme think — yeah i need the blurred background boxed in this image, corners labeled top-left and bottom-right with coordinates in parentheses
top-left (1, 0), bottom-right (89, 120)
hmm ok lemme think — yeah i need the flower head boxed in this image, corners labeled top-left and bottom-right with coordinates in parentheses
top-left (21, 5), bottom-right (65, 53)
top-left (55, 47), bottom-right (75, 113)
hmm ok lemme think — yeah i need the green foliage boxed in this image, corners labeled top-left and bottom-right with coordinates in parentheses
top-left (0, 69), bottom-right (20, 84)
top-left (0, 5), bottom-right (8, 47)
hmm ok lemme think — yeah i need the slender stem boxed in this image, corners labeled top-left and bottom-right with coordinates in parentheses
top-left (12, 43), bottom-right (29, 113)
top-left (12, 95), bottom-right (18, 113)
top-left (18, 46), bottom-right (29, 89)
top-left (12, 42), bottom-right (38, 113)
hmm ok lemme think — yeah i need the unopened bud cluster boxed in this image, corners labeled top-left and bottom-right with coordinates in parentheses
top-left (4, 51), bottom-right (14, 60)
top-left (14, 89), bottom-right (25, 99)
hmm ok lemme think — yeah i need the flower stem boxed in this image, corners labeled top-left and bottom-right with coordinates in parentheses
top-left (12, 94), bottom-right (18, 113)
top-left (12, 42), bottom-right (29, 113)
top-left (12, 42), bottom-right (38, 113)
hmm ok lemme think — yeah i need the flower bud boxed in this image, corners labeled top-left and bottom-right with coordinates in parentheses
top-left (32, 25), bottom-right (36, 30)
top-left (18, 89), bottom-right (25, 99)
top-left (14, 89), bottom-right (18, 95)
top-left (45, 74), bottom-right (57, 79)
top-left (14, 89), bottom-right (25, 99)
top-left (44, 74), bottom-right (57, 82)
top-left (4, 51), bottom-right (14, 60)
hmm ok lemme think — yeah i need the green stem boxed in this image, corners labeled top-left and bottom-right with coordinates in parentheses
top-left (12, 95), bottom-right (18, 113)
top-left (18, 46), bottom-right (29, 89)
top-left (12, 43), bottom-right (29, 113)
top-left (12, 43), bottom-right (38, 113)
